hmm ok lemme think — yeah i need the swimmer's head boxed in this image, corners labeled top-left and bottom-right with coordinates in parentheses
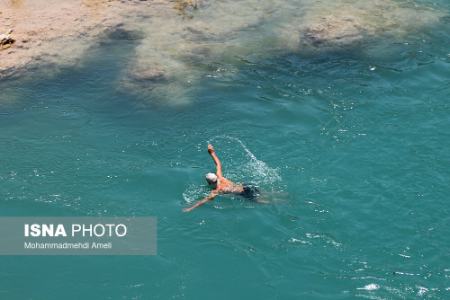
top-left (205, 173), bottom-right (218, 186)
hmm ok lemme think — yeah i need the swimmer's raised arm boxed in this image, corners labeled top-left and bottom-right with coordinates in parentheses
top-left (183, 191), bottom-right (218, 212)
top-left (208, 144), bottom-right (223, 177)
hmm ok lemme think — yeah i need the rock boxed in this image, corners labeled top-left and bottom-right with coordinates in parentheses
top-left (174, 0), bottom-right (199, 17)
top-left (128, 67), bottom-right (167, 82)
top-left (301, 15), bottom-right (365, 47)
top-left (0, 29), bottom-right (15, 48)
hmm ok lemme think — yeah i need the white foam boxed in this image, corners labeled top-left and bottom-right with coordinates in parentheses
top-left (417, 286), bottom-right (429, 296)
top-left (182, 183), bottom-right (208, 203)
top-left (209, 135), bottom-right (282, 187)
top-left (357, 284), bottom-right (380, 291)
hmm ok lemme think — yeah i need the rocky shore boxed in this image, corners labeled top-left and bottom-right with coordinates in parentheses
top-left (0, 0), bottom-right (164, 78)
top-left (0, 0), bottom-right (445, 102)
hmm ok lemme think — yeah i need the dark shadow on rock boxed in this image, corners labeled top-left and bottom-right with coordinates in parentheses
top-left (103, 26), bottom-right (144, 42)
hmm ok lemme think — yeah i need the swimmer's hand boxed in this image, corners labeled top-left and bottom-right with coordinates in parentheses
top-left (183, 207), bottom-right (194, 213)
top-left (208, 144), bottom-right (215, 153)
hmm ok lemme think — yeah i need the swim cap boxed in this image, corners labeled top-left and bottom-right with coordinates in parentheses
top-left (205, 173), bottom-right (218, 184)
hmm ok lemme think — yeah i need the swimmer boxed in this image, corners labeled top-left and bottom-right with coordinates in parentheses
top-left (183, 144), bottom-right (261, 212)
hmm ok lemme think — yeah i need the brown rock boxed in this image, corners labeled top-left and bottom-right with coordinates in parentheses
top-left (0, 30), bottom-right (15, 49)
top-left (129, 67), bottom-right (166, 82)
top-left (302, 16), bottom-right (364, 47)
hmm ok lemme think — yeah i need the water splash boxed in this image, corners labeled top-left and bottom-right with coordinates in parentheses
top-left (182, 183), bottom-right (208, 203)
top-left (209, 135), bottom-right (282, 187)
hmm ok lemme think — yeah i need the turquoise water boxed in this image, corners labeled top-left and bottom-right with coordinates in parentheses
top-left (1, 3), bottom-right (450, 299)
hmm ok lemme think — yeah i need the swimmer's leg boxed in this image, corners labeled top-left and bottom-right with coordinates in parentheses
top-left (255, 198), bottom-right (270, 204)
top-left (255, 191), bottom-right (289, 204)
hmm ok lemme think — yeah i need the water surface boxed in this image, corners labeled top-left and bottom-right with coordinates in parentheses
top-left (0, 1), bottom-right (450, 299)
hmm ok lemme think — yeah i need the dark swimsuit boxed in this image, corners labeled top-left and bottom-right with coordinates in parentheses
top-left (240, 183), bottom-right (260, 201)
